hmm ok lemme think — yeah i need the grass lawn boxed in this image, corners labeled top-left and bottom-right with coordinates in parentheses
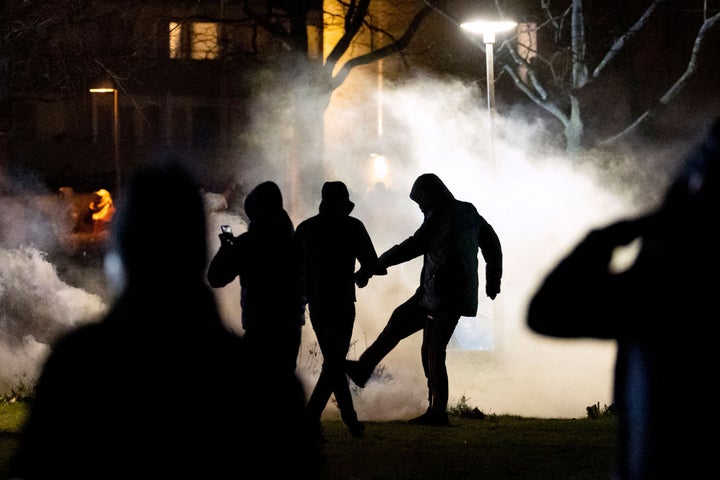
top-left (320, 415), bottom-right (617, 479)
top-left (0, 403), bottom-right (617, 479)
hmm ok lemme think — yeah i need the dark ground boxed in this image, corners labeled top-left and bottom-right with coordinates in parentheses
top-left (1, 411), bottom-right (617, 479)
top-left (318, 415), bottom-right (617, 479)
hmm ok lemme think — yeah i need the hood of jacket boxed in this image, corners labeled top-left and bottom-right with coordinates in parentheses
top-left (319, 181), bottom-right (354, 216)
top-left (409, 173), bottom-right (455, 213)
top-left (244, 181), bottom-right (284, 223)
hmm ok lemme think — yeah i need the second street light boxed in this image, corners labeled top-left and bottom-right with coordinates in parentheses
top-left (89, 82), bottom-right (121, 194)
top-left (460, 19), bottom-right (517, 171)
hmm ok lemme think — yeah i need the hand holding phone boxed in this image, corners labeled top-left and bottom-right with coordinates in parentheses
top-left (219, 225), bottom-right (234, 246)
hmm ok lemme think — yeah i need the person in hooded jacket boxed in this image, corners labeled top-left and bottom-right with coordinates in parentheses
top-left (294, 181), bottom-right (381, 439)
top-left (346, 173), bottom-right (503, 426)
top-left (207, 181), bottom-right (306, 377)
top-left (5, 161), bottom-right (319, 479)
top-left (527, 119), bottom-right (720, 479)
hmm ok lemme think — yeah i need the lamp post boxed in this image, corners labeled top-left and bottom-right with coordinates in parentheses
top-left (460, 20), bottom-right (517, 170)
top-left (89, 84), bottom-right (120, 194)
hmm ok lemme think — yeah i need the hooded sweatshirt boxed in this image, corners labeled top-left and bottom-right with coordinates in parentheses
top-left (294, 181), bottom-right (379, 305)
top-left (207, 181), bottom-right (305, 329)
top-left (378, 173), bottom-right (502, 316)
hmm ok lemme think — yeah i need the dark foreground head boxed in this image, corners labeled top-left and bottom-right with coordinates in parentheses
top-left (111, 161), bottom-right (208, 287)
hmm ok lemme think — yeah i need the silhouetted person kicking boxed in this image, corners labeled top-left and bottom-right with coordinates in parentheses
top-left (6, 162), bottom-right (319, 479)
top-left (527, 119), bottom-right (720, 479)
top-left (207, 181), bottom-right (305, 377)
top-left (295, 181), bottom-right (381, 439)
top-left (347, 173), bottom-right (503, 426)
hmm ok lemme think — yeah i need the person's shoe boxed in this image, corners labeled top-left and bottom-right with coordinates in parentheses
top-left (407, 410), bottom-right (432, 425)
top-left (345, 419), bottom-right (366, 438)
top-left (306, 420), bottom-right (328, 444)
top-left (345, 360), bottom-right (370, 388)
top-left (408, 410), bottom-right (451, 427)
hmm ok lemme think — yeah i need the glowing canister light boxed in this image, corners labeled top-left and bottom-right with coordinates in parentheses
top-left (369, 153), bottom-right (389, 187)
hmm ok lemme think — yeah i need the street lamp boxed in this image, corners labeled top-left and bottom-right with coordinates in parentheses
top-left (89, 82), bottom-right (120, 194)
top-left (460, 19), bottom-right (517, 170)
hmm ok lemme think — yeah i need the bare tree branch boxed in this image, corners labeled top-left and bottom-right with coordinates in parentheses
top-left (592, 0), bottom-right (667, 78)
top-left (570, 0), bottom-right (588, 88)
top-left (330, 3), bottom-right (433, 89)
top-left (503, 63), bottom-right (569, 126)
top-left (599, 10), bottom-right (720, 146)
top-left (325, 0), bottom-right (371, 70)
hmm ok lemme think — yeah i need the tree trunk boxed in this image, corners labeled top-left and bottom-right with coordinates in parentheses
top-left (565, 95), bottom-right (584, 153)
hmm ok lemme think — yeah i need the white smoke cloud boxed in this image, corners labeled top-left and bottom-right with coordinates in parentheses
top-left (0, 67), bottom-right (680, 420)
top-left (296, 71), bottom-right (672, 419)
top-left (0, 246), bottom-right (106, 391)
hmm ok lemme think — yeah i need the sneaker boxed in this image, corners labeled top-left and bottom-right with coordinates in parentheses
top-left (345, 360), bottom-right (370, 388)
top-left (408, 410), bottom-right (451, 427)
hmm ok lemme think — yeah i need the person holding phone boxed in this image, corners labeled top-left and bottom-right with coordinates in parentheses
top-left (207, 181), bottom-right (306, 377)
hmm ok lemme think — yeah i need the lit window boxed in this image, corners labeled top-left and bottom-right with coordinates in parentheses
top-left (191, 22), bottom-right (219, 60)
top-left (168, 21), bottom-right (219, 60)
top-left (169, 22), bottom-right (182, 59)
top-left (517, 22), bottom-right (537, 85)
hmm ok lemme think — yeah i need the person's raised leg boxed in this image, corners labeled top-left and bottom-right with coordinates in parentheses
top-left (346, 293), bottom-right (426, 388)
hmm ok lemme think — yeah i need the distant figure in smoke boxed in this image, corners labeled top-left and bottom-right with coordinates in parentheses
top-left (346, 173), bottom-right (503, 426)
top-left (82, 188), bottom-right (115, 234)
top-left (527, 119), bottom-right (720, 479)
top-left (6, 162), bottom-right (319, 479)
top-left (207, 181), bottom-right (306, 376)
top-left (294, 181), bottom-right (381, 439)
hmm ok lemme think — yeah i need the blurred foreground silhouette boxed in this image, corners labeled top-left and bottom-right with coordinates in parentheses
top-left (528, 120), bottom-right (720, 479)
top-left (6, 161), bottom-right (319, 479)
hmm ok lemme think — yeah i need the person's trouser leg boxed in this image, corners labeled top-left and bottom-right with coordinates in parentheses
top-left (355, 294), bottom-right (426, 378)
top-left (305, 303), bottom-right (358, 429)
top-left (421, 311), bottom-right (460, 415)
top-left (324, 305), bottom-right (361, 429)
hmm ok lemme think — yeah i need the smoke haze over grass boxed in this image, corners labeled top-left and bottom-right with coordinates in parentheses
top-left (0, 70), bottom-right (687, 418)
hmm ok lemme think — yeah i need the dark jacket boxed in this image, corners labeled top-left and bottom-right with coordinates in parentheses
top-left (207, 182), bottom-right (305, 330)
top-left (294, 182), bottom-right (378, 304)
top-left (378, 174), bottom-right (503, 316)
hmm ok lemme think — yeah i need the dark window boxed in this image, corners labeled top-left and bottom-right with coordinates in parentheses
top-left (140, 104), bottom-right (162, 145)
top-left (192, 106), bottom-right (220, 147)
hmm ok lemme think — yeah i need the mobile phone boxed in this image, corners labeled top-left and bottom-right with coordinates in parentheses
top-left (221, 225), bottom-right (232, 234)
